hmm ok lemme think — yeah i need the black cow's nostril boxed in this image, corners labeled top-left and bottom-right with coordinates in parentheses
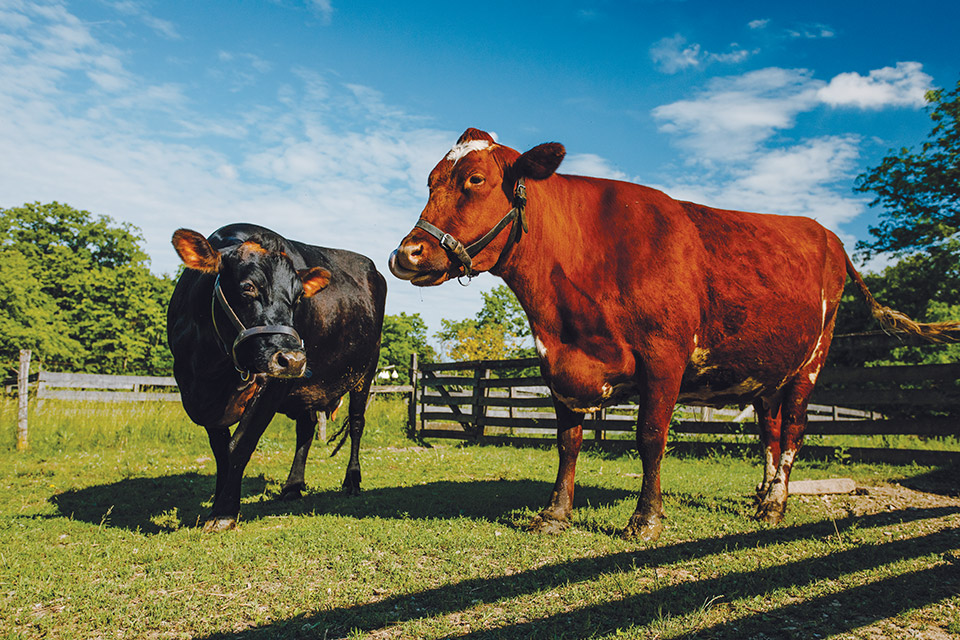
top-left (410, 242), bottom-right (424, 256)
top-left (271, 350), bottom-right (307, 376)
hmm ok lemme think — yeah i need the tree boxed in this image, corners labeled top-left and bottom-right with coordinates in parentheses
top-left (435, 285), bottom-right (533, 361)
top-left (0, 248), bottom-right (82, 376)
top-left (856, 78), bottom-right (960, 260)
top-left (833, 81), bottom-right (960, 367)
top-left (378, 312), bottom-right (435, 382)
top-left (0, 202), bottom-right (174, 376)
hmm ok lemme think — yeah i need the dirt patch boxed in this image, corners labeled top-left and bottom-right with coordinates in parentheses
top-left (796, 482), bottom-right (960, 518)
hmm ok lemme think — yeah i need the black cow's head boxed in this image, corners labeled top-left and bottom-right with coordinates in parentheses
top-left (172, 229), bottom-right (330, 378)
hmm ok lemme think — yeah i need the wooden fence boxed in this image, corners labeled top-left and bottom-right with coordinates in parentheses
top-left (9, 353), bottom-right (414, 450)
top-left (410, 339), bottom-right (960, 466)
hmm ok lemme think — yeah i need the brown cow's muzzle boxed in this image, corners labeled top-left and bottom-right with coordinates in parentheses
top-left (389, 235), bottom-right (453, 286)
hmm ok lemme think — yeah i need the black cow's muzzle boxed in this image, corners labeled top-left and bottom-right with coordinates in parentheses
top-left (211, 275), bottom-right (307, 381)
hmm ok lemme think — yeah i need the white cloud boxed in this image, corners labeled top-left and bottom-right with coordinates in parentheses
top-left (650, 63), bottom-right (934, 238)
top-left (562, 153), bottom-right (630, 182)
top-left (107, 1), bottom-right (181, 39)
top-left (650, 35), bottom-right (701, 73)
top-left (748, 18), bottom-right (769, 30)
top-left (650, 34), bottom-right (755, 74)
top-left (658, 136), bottom-right (868, 233)
top-left (652, 67), bottom-right (824, 159)
top-left (0, 0), bottom-right (499, 336)
top-left (787, 24), bottom-right (835, 39)
top-left (307, 0), bottom-right (333, 23)
top-left (817, 61), bottom-right (932, 109)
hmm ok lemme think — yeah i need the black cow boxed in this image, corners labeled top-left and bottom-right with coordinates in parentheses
top-left (167, 223), bottom-right (386, 532)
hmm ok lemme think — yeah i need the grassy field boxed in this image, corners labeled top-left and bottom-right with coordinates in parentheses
top-left (1, 396), bottom-right (958, 639)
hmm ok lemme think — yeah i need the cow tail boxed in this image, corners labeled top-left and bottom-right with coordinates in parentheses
top-left (844, 253), bottom-right (960, 342)
top-left (327, 418), bottom-right (349, 456)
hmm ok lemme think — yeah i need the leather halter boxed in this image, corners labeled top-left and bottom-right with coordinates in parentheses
top-left (414, 177), bottom-right (527, 284)
top-left (210, 274), bottom-right (304, 380)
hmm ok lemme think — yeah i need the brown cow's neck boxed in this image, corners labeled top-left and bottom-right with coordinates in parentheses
top-left (492, 174), bottom-right (590, 332)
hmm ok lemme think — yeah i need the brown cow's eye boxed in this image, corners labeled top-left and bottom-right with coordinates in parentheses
top-left (467, 174), bottom-right (485, 186)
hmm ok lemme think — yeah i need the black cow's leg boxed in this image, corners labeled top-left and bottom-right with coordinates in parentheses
top-left (279, 410), bottom-right (318, 501)
top-left (754, 399), bottom-right (783, 500)
top-left (206, 426), bottom-right (230, 502)
top-left (204, 381), bottom-right (285, 532)
top-left (529, 400), bottom-right (583, 534)
top-left (624, 368), bottom-right (683, 542)
top-left (342, 377), bottom-right (372, 495)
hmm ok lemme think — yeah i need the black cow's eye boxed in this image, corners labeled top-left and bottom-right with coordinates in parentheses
top-left (240, 282), bottom-right (257, 297)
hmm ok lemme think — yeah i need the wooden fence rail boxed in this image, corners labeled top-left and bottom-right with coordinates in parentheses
top-left (411, 350), bottom-right (960, 466)
top-left (11, 365), bottom-right (415, 451)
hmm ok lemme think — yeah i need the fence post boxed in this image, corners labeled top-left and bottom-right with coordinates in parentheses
top-left (471, 366), bottom-right (490, 438)
top-left (407, 352), bottom-right (419, 436)
top-left (17, 349), bottom-right (30, 451)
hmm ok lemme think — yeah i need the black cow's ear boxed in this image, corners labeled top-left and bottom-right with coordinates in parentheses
top-left (513, 142), bottom-right (565, 180)
top-left (172, 229), bottom-right (221, 273)
top-left (299, 267), bottom-right (331, 297)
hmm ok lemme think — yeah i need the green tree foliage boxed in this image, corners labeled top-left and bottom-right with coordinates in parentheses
top-left (832, 78), bottom-right (960, 367)
top-left (378, 312), bottom-right (435, 382)
top-left (436, 285), bottom-right (533, 362)
top-left (0, 202), bottom-right (174, 377)
top-left (855, 78), bottom-right (960, 259)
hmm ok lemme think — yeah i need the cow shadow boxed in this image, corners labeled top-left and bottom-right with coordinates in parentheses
top-left (49, 474), bottom-right (634, 534)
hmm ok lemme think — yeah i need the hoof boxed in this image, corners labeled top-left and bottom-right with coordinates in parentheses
top-left (279, 483), bottom-right (305, 501)
top-left (527, 513), bottom-right (569, 535)
top-left (202, 517), bottom-right (238, 533)
top-left (754, 503), bottom-right (785, 524)
top-left (622, 514), bottom-right (664, 542)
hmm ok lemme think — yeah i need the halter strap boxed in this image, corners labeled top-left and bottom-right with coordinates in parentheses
top-left (415, 177), bottom-right (527, 283)
top-left (211, 275), bottom-right (303, 379)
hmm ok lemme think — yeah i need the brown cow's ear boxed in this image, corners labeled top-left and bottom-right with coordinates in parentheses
top-left (172, 229), bottom-right (221, 273)
top-left (514, 142), bottom-right (565, 180)
top-left (299, 267), bottom-right (331, 297)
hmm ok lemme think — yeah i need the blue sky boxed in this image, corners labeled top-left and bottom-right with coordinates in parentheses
top-left (0, 1), bottom-right (957, 337)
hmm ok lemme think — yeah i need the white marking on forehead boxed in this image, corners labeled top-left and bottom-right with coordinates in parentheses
top-left (445, 140), bottom-right (492, 165)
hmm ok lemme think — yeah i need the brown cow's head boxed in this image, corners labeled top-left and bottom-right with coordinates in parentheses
top-left (389, 128), bottom-right (565, 286)
top-left (172, 229), bottom-right (330, 377)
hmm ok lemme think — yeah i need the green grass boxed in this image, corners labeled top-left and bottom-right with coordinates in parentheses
top-left (1, 397), bottom-right (958, 639)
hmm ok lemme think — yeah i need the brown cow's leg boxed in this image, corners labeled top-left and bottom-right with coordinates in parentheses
top-left (756, 315), bottom-right (838, 524)
top-left (624, 371), bottom-right (682, 542)
top-left (279, 410), bottom-right (318, 500)
top-left (204, 381), bottom-right (285, 532)
top-left (754, 399), bottom-right (783, 501)
top-left (754, 387), bottom-right (808, 524)
top-left (529, 400), bottom-right (583, 534)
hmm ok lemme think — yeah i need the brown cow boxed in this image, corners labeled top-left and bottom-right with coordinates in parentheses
top-left (390, 127), bottom-right (955, 541)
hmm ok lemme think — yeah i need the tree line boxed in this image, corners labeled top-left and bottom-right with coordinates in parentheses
top-left (2, 79), bottom-right (957, 380)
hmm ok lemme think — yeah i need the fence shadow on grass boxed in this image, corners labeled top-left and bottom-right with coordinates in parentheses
top-left (895, 461), bottom-right (960, 497)
top-left (48, 474), bottom-right (633, 534)
top-left (193, 505), bottom-right (958, 640)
